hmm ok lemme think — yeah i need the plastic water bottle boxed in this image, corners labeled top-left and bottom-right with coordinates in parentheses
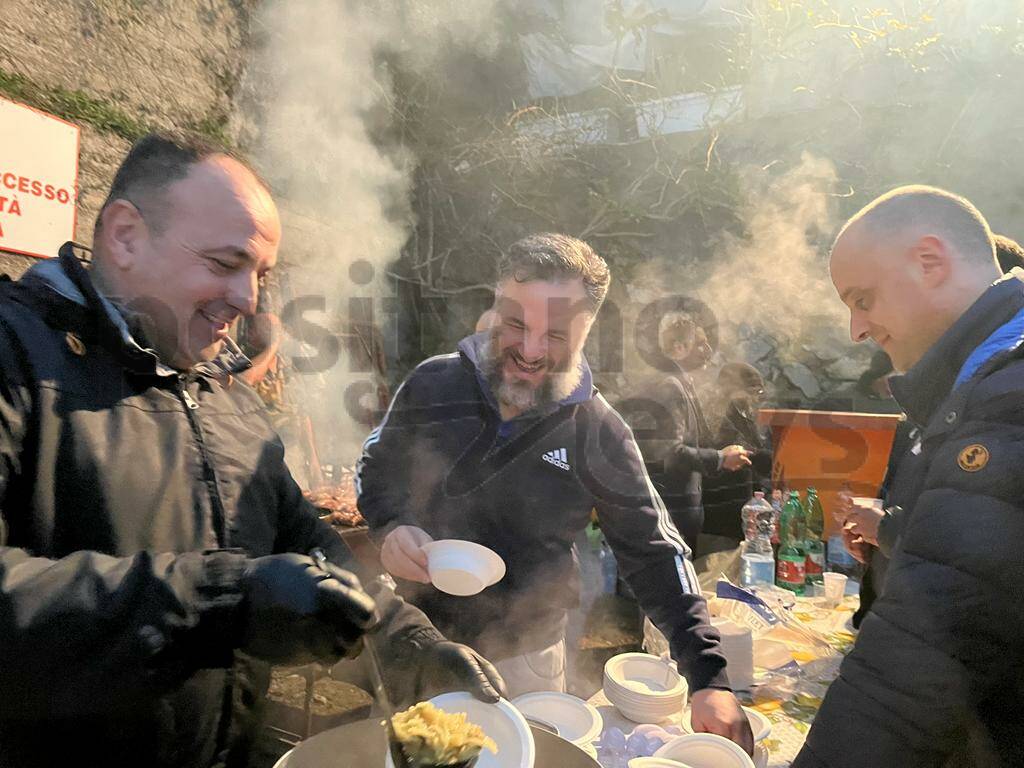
top-left (741, 491), bottom-right (773, 541)
top-left (741, 543), bottom-right (775, 588)
top-left (740, 492), bottom-right (775, 588)
top-left (599, 539), bottom-right (618, 595)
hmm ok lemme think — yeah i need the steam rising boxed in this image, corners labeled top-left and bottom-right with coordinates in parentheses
top-left (702, 153), bottom-right (847, 355)
top-left (242, 0), bottom-right (502, 470)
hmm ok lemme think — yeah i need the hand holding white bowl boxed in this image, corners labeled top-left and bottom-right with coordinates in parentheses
top-left (381, 525), bottom-right (434, 583)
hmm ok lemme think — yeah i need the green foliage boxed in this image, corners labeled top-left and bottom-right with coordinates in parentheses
top-left (0, 68), bottom-right (235, 147)
top-left (0, 69), bottom-right (148, 140)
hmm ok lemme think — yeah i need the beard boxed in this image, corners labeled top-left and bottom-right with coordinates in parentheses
top-left (480, 332), bottom-right (584, 414)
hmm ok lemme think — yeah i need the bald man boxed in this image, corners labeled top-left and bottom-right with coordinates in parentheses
top-left (791, 186), bottom-right (1024, 767)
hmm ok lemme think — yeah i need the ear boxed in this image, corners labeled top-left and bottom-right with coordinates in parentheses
top-left (97, 199), bottom-right (147, 270)
top-left (911, 235), bottom-right (951, 289)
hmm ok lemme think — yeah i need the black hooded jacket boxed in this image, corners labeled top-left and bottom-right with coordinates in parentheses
top-left (0, 245), bottom-right (440, 768)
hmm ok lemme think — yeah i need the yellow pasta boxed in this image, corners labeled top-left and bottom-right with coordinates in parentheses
top-left (391, 702), bottom-right (498, 765)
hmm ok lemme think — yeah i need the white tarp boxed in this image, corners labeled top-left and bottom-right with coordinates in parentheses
top-left (520, 29), bottom-right (647, 99)
top-left (519, 0), bottom-right (742, 99)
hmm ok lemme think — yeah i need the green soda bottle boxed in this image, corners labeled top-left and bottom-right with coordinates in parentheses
top-left (804, 487), bottom-right (826, 586)
top-left (775, 490), bottom-right (806, 594)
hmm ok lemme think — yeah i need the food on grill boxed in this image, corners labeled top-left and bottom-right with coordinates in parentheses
top-left (390, 701), bottom-right (497, 767)
top-left (303, 480), bottom-right (364, 527)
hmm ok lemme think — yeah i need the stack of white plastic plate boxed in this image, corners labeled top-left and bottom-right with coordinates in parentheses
top-left (603, 653), bottom-right (688, 723)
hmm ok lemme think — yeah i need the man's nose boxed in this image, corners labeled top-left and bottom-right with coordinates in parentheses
top-left (850, 312), bottom-right (871, 343)
top-left (227, 270), bottom-right (259, 316)
top-left (521, 330), bottom-right (548, 361)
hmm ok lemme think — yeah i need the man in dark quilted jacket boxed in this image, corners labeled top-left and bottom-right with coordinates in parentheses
top-left (793, 185), bottom-right (1024, 767)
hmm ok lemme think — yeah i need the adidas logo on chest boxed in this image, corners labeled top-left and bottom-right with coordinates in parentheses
top-left (541, 447), bottom-right (571, 471)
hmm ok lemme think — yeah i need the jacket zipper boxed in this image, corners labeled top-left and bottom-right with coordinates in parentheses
top-left (176, 374), bottom-right (228, 547)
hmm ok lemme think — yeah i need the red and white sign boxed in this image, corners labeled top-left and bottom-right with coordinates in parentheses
top-left (0, 97), bottom-right (80, 259)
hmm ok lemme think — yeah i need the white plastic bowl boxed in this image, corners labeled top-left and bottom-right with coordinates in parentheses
top-left (605, 654), bottom-right (687, 697)
top-left (629, 758), bottom-right (696, 768)
top-left (604, 653), bottom-right (687, 723)
top-left (421, 539), bottom-right (506, 596)
top-left (655, 734), bottom-right (755, 768)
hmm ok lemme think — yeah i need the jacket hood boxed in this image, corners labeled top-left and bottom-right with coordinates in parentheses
top-left (456, 330), bottom-right (594, 416)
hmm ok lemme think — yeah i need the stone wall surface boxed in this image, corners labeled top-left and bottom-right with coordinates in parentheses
top-left (0, 0), bottom-right (253, 273)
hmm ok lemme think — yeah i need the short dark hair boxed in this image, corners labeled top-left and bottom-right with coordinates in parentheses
top-left (994, 234), bottom-right (1024, 274)
top-left (95, 131), bottom-right (259, 234)
top-left (498, 233), bottom-right (611, 314)
top-left (718, 362), bottom-right (764, 393)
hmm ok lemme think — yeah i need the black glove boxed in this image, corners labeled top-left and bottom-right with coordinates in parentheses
top-left (415, 640), bottom-right (507, 703)
top-left (240, 553), bottom-right (378, 664)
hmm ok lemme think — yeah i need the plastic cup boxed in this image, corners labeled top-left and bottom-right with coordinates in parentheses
top-left (823, 572), bottom-right (848, 605)
top-left (851, 497), bottom-right (883, 510)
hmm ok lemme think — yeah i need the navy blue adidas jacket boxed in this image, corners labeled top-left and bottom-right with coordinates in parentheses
top-left (357, 333), bottom-right (730, 692)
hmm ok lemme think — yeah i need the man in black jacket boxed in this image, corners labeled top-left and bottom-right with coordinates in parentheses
top-left (621, 311), bottom-right (752, 551)
top-left (357, 233), bottom-right (753, 753)
top-left (702, 362), bottom-right (772, 542)
top-left (0, 133), bottom-right (502, 768)
top-left (793, 186), bottom-right (1024, 767)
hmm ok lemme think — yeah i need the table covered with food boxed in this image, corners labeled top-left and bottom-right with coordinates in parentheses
top-left (272, 578), bottom-right (857, 768)
top-left (587, 583), bottom-right (859, 768)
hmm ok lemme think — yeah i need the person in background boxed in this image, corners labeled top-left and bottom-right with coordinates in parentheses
top-left (0, 132), bottom-right (503, 768)
top-left (792, 185), bottom-right (1024, 767)
top-left (701, 363), bottom-right (772, 542)
top-left (358, 233), bottom-right (754, 753)
top-left (622, 312), bottom-right (751, 553)
top-left (818, 348), bottom-right (903, 415)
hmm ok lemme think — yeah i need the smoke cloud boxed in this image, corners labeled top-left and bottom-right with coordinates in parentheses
top-left (240, 0), bottom-right (503, 473)
top-left (702, 152), bottom-right (845, 352)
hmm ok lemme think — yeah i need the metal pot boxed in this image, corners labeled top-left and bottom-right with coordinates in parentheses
top-left (530, 725), bottom-right (602, 768)
top-left (274, 718), bottom-right (602, 768)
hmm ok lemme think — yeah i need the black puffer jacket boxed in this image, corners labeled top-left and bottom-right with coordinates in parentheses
top-left (793, 273), bottom-right (1024, 767)
top-left (0, 245), bottom-right (439, 768)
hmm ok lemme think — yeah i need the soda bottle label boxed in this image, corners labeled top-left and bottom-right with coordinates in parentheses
top-left (806, 551), bottom-right (825, 577)
top-left (776, 555), bottom-right (805, 590)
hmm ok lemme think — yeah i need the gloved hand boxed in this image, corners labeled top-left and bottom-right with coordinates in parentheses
top-left (415, 640), bottom-right (507, 703)
top-left (240, 553), bottom-right (378, 664)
